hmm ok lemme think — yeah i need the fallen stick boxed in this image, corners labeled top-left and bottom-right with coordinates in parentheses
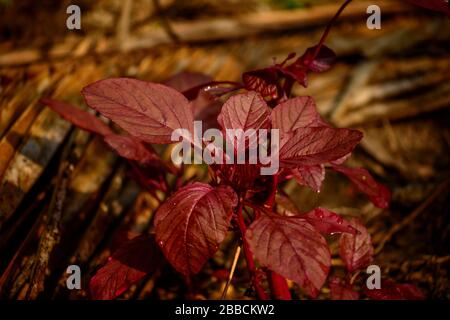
top-left (0, 108), bottom-right (71, 229)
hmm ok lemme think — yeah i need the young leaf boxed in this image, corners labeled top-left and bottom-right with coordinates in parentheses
top-left (190, 90), bottom-right (223, 131)
top-left (103, 134), bottom-right (159, 165)
top-left (364, 280), bottom-right (425, 300)
top-left (154, 183), bottom-right (238, 275)
top-left (40, 98), bottom-right (112, 136)
top-left (303, 208), bottom-right (358, 235)
top-left (165, 72), bottom-right (223, 131)
top-left (300, 45), bottom-right (337, 73)
top-left (278, 64), bottom-right (308, 88)
top-left (291, 165), bottom-right (325, 193)
top-left (164, 71), bottom-right (213, 93)
top-left (275, 193), bottom-right (301, 216)
top-left (246, 213), bottom-right (331, 297)
top-left (329, 277), bottom-right (359, 300)
top-left (339, 219), bottom-right (374, 273)
top-left (279, 127), bottom-right (363, 168)
top-left (218, 91), bottom-right (271, 132)
top-left (242, 68), bottom-right (279, 99)
top-left (329, 153), bottom-right (351, 166)
top-left (82, 78), bottom-right (194, 144)
top-left (271, 96), bottom-right (327, 136)
top-left (90, 234), bottom-right (163, 300)
top-left (332, 165), bottom-right (391, 209)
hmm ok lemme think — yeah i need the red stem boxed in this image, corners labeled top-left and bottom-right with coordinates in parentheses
top-left (311, 0), bottom-right (353, 63)
top-left (224, 0), bottom-right (355, 301)
top-left (263, 174), bottom-right (292, 300)
top-left (236, 197), bottom-right (269, 300)
top-left (268, 271), bottom-right (292, 300)
top-left (266, 174), bottom-right (279, 208)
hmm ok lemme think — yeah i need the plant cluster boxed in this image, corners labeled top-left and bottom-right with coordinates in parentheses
top-left (39, 0), bottom-right (445, 299)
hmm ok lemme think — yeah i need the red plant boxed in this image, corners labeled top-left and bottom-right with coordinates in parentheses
top-left (330, 219), bottom-right (425, 300)
top-left (40, 0), bottom-right (431, 300)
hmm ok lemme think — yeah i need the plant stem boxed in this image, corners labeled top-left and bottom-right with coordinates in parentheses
top-left (311, 0), bottom-right (353, 63)
top-left (266, 174), bottom-right (279, 207)
top-left (264, 174), bottom-right (292, 300)
top-left (236, 197), bottom-right (269, 300)
top-left (268, 271), bottom-right (292, 300)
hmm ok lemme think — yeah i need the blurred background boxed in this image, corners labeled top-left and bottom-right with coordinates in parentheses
top-left (0, 0), bottom-right (449, 299)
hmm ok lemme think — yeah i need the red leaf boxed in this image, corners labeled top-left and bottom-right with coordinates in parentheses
top-left (303, 208), bottom-right (358, 235)
top-left (277, 45), bottom-right (336, 89)
top-left (246, 213), bottom-right (331, 297)
top-left (190, 90), bottom-right (222, 131)
top-left (154, 183), bottom-right (238, 275)
top-left (291, 165), bottom-right (325, 193)
top-left (103, 134), bottom-right (159, 165)
top-left (339, 219), bottom-right (374, 273)
top-left (278, 64), bottom-right (308, 88)
top-left (82, 78), bottom-right (194, 144)
top-left (166, 72), bottom-right (223, 131)
top-left (403, 0), bottom-right (450, 17)
top-left (329, 277), bottom-right (359, 300)
top-left (300, 45), bottom-right (336, 73)
top-left (271, 96), bottom-right (327, 136)
top-left (218, 91), bottom-right (271, 132)
top-left (242, 68), bottom-right (279, 99)
top-left (40, 98), bottom-right (112, 136)
top-left (40, 98), bottom-right (165, 166)
top-left (332, 165), bottom-right (391, 209)
top-left (329, 153), bottom-right (351, 165)
top-left (275, 193), bottom-right (301, 215)
top-left (221, 162), bottom-right (261, 190)
top-left (90, 234), bottom-right (163, 300)
top-left (279, 127), bottom-right (363, 168)
top-left (364, 280), bottom-right (425, 300)
top-left (164, 71), bottom-right (213, 93)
